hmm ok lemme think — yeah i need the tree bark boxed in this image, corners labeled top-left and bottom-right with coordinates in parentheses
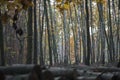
top-left (26, 6), bottom-right (33, 64)
top-left (0, 10), bottom-right (5, 66)
top-left (85, 0), bottom-right (91, 65)
top-left (33, 0), bottom-right (38, 64)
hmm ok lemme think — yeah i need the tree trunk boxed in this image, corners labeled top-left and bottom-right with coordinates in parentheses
top-left (26, 7), bottom-right (33, 64)
top-left (0, 11), bottom-right (5, 66)
top-left (33, 0), bottom-right (38, 64)
top-left (44, 0), bottom-right (53, 65)
top-left (85, 0), bottom-right (91, 65)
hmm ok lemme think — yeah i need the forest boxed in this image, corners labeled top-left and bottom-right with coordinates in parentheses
top-left (0, 0), bottom-right (120, 80)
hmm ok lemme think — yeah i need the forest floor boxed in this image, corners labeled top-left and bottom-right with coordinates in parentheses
top-left (0, 62), bottom-right (120, 80)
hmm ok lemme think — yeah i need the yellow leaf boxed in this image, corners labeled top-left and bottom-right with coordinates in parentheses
top-left (20, 0), bottom-right (34, 10)
top-left (56, 4), bottom-right (61, 9)
top-left (56, 0), bottom-right (62, 3)
top-left (15, 0), bottom-right (21, 3)
top-left (63, 3), bottom-right (69, 10)
top-left (28, 1), bottom-right (34, 7)
top-left (100, 0), bottom-right (106, 4)
top-left (95, 0), bottom-right (106, 4)
top-left (96, 0), bottom-right (100, 3)
top-left (7, 2), bottom-right (16, 10)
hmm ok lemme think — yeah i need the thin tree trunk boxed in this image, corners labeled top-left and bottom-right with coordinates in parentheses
top-left (44, 0), bottom-right (53, 65)
top-left (26, 7), bottom-right (33, 64)
top-left (85, 0), bottom-right (91, 65)
top-left (33, 0), bottom-right (38, 64)
top-left (97, 3), bottom-right (106, 64)
top-left (63, 10), bottom-right (68, 64)
top-left (39, 9), bottom-right (44, 65)
top-left (0, 10), bottom-right (5, 66)
top-left (89, 0), bottom-right (95, 64)
top-left (48, 0), bottom-right (58, 64)
top-left (107, 0), bottom-right (115, 62)
top-left (80, 4), bottom-right (86, 63)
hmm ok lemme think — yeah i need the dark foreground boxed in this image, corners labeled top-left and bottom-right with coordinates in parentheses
top-left (0, 64), bottom-right (120, 80)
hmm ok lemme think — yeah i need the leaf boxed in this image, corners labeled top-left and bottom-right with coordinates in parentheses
top-left (63, 3), bottom-right (69, 10)
top-left (56, 0), bottom-right (62, 3)
top-left (0, 0), bottom-right (7, 4)
top-left (100, 0), bottom-right (106, 4)
top-left (94, 0), bottom-right (106, 4)
top-left (56, 2), bottom-right (70, 10)
top-left (20, 0), bottom-right (34, 10)
top-left (15, 0), bottom-right (22, 3)
top-left (56, 4), bottom-right (61, 9)
top-left (28, 1), bottom-right (34, 7)
top-left (7, 2), bottom-right (16, 10)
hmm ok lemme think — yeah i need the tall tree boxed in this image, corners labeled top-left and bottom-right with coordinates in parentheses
top-left (85, 0), bottom-right (91, 65)
top-left (44, 0), bottom-right (53, 65)
top-left (107, 0), bottom-right (115, 62)
top-left (39, 0), bottom-right (44, 65)
top-left (0, 10), bottom-right (5, 66)
top-left (33, 0), bottom-right (38, 64)
top-left (48, 0), bottom-right (58, 64)
top-left (26, 6), bottom-right (33, 64)
top-left (97, 2), bottom-right (106, 64)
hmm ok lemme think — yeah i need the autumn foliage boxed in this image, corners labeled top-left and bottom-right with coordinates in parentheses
top-left (0, 0), bottom-right (33, 24)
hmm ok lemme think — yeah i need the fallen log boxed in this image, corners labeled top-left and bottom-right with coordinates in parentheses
top-left (5, 75), bottom-right (13, 80)
top-left (91, 67), bottom-right (120, 72)
top-left (1, 65), bottom-right (120, 75)
top-left (6, 74), bottom-right (29, 80)
top-left (77, 76), bottom-right (97, 80)
top-left (0, 65), bottom-right (34, 75)
top-left (71, 65), bottom-right (120, 72)
top-left (95, 73), bottom-right (114, 80)
top-left (111, 72), bottom-right (120, 80)
top-left (4, 69), bottom-right (120, 80)
top-left (48, 67), bottom-right (75, 77)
